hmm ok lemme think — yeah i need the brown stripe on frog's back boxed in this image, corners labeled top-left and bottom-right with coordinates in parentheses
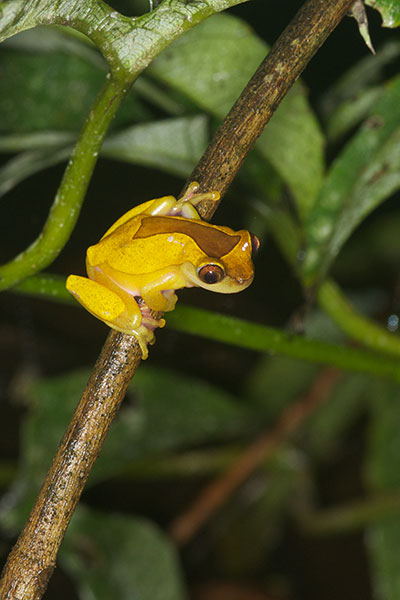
top-left (135, 216), bottom-right (240, 258)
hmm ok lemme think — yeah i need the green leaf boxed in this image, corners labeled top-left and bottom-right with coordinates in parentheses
top-left (0, 148), bottom-right (71, 198)
top-left (364, 380), bottom-right (400, 600)
top-left (367, 519), bottom-right (400, 600)
top-left (259, 85), bottom-right (325, 219)
top-left (0, 366), bottom-right (249, 530)
top-left (0, 131), bottom-right (76, 152)
top-left (246, 355), bottom-right (319, 418)
top-left (304, 374), bottom-right (367, 458)
top-left (4, 25), bottom-right (103, 68)
top-left (302, 75), bottom-right (400, 285)
top-left (0, 370), bottom-right (90, 532)
top-left (0, 49), bottom-right (105, 133)
top-left (320, 40), bottom-right (400, 130)
top-left (0, 0), bottom-right (252, 74)
top-left (102, 115), bottom-right (209, 177)
top-left (0, 37), bottom-right (149, 134)
top-left (212, 450), bottom-right (304, 572)
top-left (149, 13), bottom-right (324, 216)
top-left (62, 507), bottom-right (187, 600)
top-left (0, 116), bottom-right (208, 197)
top-left (325, 86), bottom-right (383, 142)
top-left (96, 366), bottom-right (250, 480)
top-left (365, 0), bottom-right (400, 27)
top-left (365, 381), bottom-right (400, 490)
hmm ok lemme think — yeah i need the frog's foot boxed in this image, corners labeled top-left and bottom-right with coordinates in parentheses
top-left (144, 183), bottom-right (219, 219)
top-left (66, 275), bottom-right (159, 359)
top-left (132, 296), bottom-right (166, 357)
top-left (135, 296), bottom-right (166, 329)
top-left (175, 181), bottom-right (220, 216)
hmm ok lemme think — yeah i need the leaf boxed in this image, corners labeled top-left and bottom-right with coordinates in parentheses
top-left (148, 13), bottom-right (324, 217)
top-left (102, 115), bottom-right (209, 177)
top-left (364, 380), bottom-right (400, 600)
top-left (0, 116), bottom-right (208, 197)
top-left (246, 355), bottom-right (319, 418)
top-left (0, 148), bottom-right (71, 198)
top-left (61, 507), bottom-right (187, 600)
top-left (365, 0), bottom-right (400, 28)
top-left (0, 131), bottom-right (76, 152)
top-left (325, 86), bottom-right (383, 142)
top-left (258, 85), bottom-right (325, 219)
top-left (365, 381), bottom-right (400, 490)
top-left (212, 449), bottom-right (304, 572)
top-left (0, 37), bottom-right (148, 133)
top-left (0, 48), bottom-right (105, 133)
top-left (304, 373), bottom-right (367, 458)
top-left (367, 520), bottom-right (400, 600)
top-left (0, 0), bottom-right (256, 74)
top-left (301, 75), bottom-right (400, 285)
top-left (96, 366), bottom-right (250, 480)
top-left (0, 366), bottom-right (249, 529)
top-left (0, 370), bottom-right (90, 532)
top-left (4, 24), bottom-right (103, 68)
top-left (319, 40), bottom-right (400, 123)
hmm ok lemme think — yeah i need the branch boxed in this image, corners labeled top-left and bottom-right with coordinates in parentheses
top-left (0, 0), bottom-right (356, 597)
top-left (0, 330), bottom-right (140, 599)
top-left (169, 368), bottom-right (341, 545)
top-left (186, 0), bottom-right (356, 208)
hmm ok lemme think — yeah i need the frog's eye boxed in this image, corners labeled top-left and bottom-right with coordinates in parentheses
top-left (250, 233), bottom-right (260, 258)
top-left (198, 264), bottom-right (225, 284)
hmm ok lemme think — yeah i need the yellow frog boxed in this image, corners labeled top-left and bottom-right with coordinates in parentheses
top-left (66, 183), bottom-right (259, 358)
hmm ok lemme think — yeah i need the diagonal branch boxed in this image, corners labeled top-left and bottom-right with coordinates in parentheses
top-left (0, 1), bottom-right (356, 598)
top-left (169, 368), bottom-right (341, 546)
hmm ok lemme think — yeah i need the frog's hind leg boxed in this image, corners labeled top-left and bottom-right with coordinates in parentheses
top-left (66, 275), bottom-right (126, 325)
top-left (66, 275), bottom-right (158, 358)
top-left (143, 183), bottom-right (220, 220)
top-left (142, 194), bottom-right (201, 220)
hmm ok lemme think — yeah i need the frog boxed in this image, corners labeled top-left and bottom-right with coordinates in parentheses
top-left (66, 182), bottom-right (259, 359)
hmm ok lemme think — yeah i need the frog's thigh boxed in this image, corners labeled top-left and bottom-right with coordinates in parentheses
top-left (145, 196), bottom-right (201, 219)
top-left (176, 202), bottom-right (201, 219)
top-left (66, 275), bottom-right (127, 322)
top-left (145, 196), bottom-right (178, 216)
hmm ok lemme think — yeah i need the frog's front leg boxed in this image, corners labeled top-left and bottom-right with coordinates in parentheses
top-left (140, 267), bottom-right (188, 312)
top-left (66, 275), bottom-right (161, 359)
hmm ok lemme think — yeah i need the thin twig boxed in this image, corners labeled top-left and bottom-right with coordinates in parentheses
top-left (169, 368), bottom-right (341, 546)
top-left (0, 0), bottom-right (356, 597)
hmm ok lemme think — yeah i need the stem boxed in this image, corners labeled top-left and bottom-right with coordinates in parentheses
top-left (167, 306), bottom-right (400, 383)
top-left (12, 275), bottom-right (400, 383)
top-left (318, 279), bottom-right (400, 358)
top-left (0, 75), bottom-right (128, 290)
top-left (13, 274), bottom-right (76, 305)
